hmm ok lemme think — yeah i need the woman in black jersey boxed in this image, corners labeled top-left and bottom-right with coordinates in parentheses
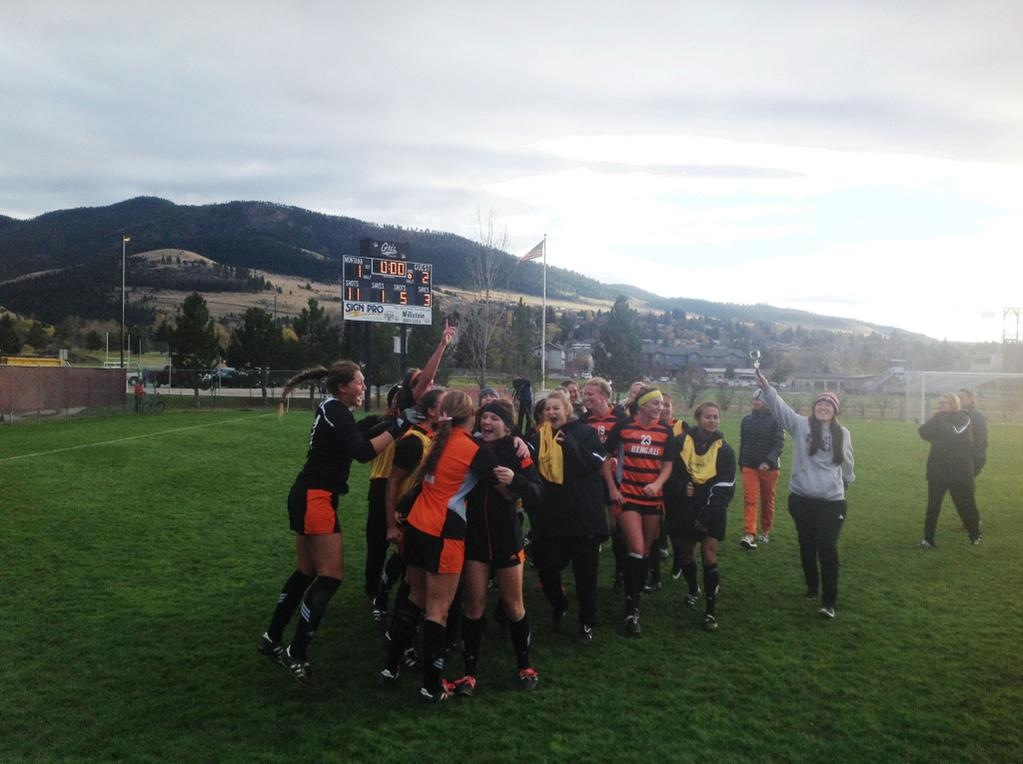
top-left (456, 400), bottom-right (544, 695)
top-left (257, 360), bottom-right (410, 685)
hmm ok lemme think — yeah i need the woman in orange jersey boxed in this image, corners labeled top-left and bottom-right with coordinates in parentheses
top-left (379, 390), bottom-right (502, 702)
top-left (364, 324), bottom-right (455, 614)
top-left (257, 361), bottom-right (413, 686)
top-left (603, 386), bottom-right (676, 636)
top-left (669, 401), bottom-right (736, 631)
top-left (456, 400), bottom-right (544, 695)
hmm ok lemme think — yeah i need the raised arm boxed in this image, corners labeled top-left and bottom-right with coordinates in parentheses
top-left (412, 321), bottom-right (456, 401)
top-left (755, 371), bottom-right (804, 436)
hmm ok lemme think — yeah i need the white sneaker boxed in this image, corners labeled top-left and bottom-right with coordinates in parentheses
top-left (740, 534), bottom-right (757, 550)
top-left (758, 532), bottom-right (770, 544)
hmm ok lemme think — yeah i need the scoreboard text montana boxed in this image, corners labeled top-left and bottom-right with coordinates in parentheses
top-left (342, 255), bottom-right (433, 325)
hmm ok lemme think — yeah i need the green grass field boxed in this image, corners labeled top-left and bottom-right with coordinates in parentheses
top-left (3, 410), bottom-right (1021, 762)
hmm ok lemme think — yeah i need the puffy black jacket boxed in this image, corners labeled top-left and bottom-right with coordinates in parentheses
top-left (739, 409), bottom-right (784, 470)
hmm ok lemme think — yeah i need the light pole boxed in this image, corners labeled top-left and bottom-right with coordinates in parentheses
top-left (120, 235), bottom-right (130, 369)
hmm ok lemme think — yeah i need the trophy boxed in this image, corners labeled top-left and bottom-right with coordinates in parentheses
top-left (749, 349), bottom-right (761, 371)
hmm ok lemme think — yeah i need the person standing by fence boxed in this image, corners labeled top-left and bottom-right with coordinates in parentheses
top-left (738, 389), bottom-right (784, 549)
top-left (917, 393), bottom-right (982, 548)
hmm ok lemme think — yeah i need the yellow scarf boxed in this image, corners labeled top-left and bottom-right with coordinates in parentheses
top-left (538, 422), bottom-right (565, 485)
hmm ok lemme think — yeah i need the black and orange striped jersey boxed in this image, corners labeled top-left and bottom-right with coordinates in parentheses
top-left (604, 419), bottom-right (677, 506)
top-left (407, 428), bottom-right (499, 539)
top-left (585, 410), bottom-right (627, 446)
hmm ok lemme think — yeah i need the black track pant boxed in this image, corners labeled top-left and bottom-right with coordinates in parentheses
top-left (924, 477), bottom-right (980, 542)
top-left (788, 494), bottom-right (846, 610)
top-left (532, 534), bottom-right (601, 628)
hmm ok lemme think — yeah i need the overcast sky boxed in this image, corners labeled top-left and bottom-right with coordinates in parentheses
top-left (3, 1), bottom-right (1021, 341)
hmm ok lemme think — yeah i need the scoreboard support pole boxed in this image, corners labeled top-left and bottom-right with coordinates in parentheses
top-left (364, 322), bottom-right (372, 412)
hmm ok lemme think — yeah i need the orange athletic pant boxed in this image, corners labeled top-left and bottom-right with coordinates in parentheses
top-left (742, 467), bottom-right (780, 535)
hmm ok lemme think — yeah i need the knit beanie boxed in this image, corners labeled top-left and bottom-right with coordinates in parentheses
top-left (479, 400), bottom-right (516, 432)
top-left (813, 391), bottom-right (841, 414)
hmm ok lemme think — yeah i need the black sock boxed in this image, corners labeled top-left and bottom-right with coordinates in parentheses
top-left (703, 563), bottom-right (720, 616)
top-left (612, 529), bottom-right (627, 576)
top-left (682, 561), bottom-right (699, 596)
top-left (508, 614), bottom-right (532, 670)
top-left (422, 619), bottom-right (447, 693)
top-left (385, 597), bottom-right (421, 673)
top-left (288, 576), bottom-right (340, 660)
top-left (267, 569), bottom-right (315, 643)
top-left (446, 584), bottom-right (463, 648)
top-left (648, 555), bottom-right (661, 585)
top-left (461, 616), bottom-right (485, 676)
top-left (624, 555), bottom-right (647, 615)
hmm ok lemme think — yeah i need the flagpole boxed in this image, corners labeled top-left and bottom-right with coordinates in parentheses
top-left (541, 234), bottom-right (547, 392)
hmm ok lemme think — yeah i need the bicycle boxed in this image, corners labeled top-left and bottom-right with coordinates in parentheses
top-left (142, 392), bottom-right (165, 414)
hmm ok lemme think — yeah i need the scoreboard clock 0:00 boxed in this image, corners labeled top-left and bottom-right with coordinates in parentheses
top-left (342, 255), bottom-right (433, 325)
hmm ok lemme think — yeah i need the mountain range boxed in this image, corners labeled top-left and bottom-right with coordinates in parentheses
top-left (0, 196), bottom-right (918, 337)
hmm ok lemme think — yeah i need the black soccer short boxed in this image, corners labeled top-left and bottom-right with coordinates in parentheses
top-left (402, 522), bottom-right (465, 575)
top-left (465, 506), bottom-right (525, 569)
top-left (287, 479), bottom-right (341, 535)
top-left (673, 501), bottom-right (726, 542)
top-left (620, 501), bottom-right (664, 517)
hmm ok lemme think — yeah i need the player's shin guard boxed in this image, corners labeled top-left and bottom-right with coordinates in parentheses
top-left (682, 561), bottom-right (699, 596)
top-left (267, 569), bottom-right (315, 643)
top-left (611, 527), bottom-right (627, 576)
top-left (508, 614), bottom-right (532, 670)
top-left (422, 619), bottom-right (447, 694)
top-left (703, 563), bottom-right (720, 616)
top-left (288, 576), bottom-right (341, 659)
top-left (385, 597), bottom-right (422, 674)
top-left (461, 616), bottom-right (484, 676)
top-left (623, 553), bottom-right (647, 615)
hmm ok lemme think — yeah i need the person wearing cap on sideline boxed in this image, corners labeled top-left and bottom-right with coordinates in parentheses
top-left (738, 389), bottom-right (785, 550)
top-left (754, 373), bottom-right (854, 619)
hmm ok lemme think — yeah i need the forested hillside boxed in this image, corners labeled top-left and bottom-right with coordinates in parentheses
top-left (0, 196), bottom-right (905, 337)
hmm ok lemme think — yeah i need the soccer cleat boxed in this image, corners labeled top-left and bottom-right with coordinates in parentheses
top-left (683, 588), bottom-right (701, 609)
top-left (518, 667), bottom-right (540, 691)
top-left (819, 606), bottom-right (836, 619)
top-left (402, 646), bottom-right (421, 669)
top-left (758, 532), bottom-right (770, 544)
top-left (671, 561), bottom-right (684, 580)
top-left (970, 535), bottom-right (982, 546)
top-left (279, 647), bottom-right (313, 686)
top-left (420, 678), bottom-right (456, 703)
top-left (453, 674), bottom-right (477, 697)
top-left (643, 573), bottom-right (662, 593)
top-left (378, 667), bottom-right (400, 685)
top-left (703, 614), bottom-right (718, 631)
top-left (917, 539), bottom-right (934, 549)
top-left (624, 614), bottom-right (642, 636)
top-left (257, 633), bottom-right (284, 664)
top-left (371, 606), bottom-right (388, 623)
top-left (579, 624), bottom-right (595, 642)
top-left (740, 534), bottom-right (757, 550)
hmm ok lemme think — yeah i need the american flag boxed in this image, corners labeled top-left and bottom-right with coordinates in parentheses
top-left (520, 240), bottom-right (544, 262)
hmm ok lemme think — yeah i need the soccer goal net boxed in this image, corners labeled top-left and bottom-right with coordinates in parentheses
top-left (903, 371), bottom-right (1023, 424)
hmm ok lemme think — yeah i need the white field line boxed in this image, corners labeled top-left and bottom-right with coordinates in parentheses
top-left (0, 412), bottom-right (277, 464)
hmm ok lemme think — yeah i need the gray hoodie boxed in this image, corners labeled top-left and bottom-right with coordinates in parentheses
top-left (762, 386), bottom-right (854, 501)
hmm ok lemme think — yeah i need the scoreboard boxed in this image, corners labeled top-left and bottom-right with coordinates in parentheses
top-left (342, 254), bottom-right (433, 325)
